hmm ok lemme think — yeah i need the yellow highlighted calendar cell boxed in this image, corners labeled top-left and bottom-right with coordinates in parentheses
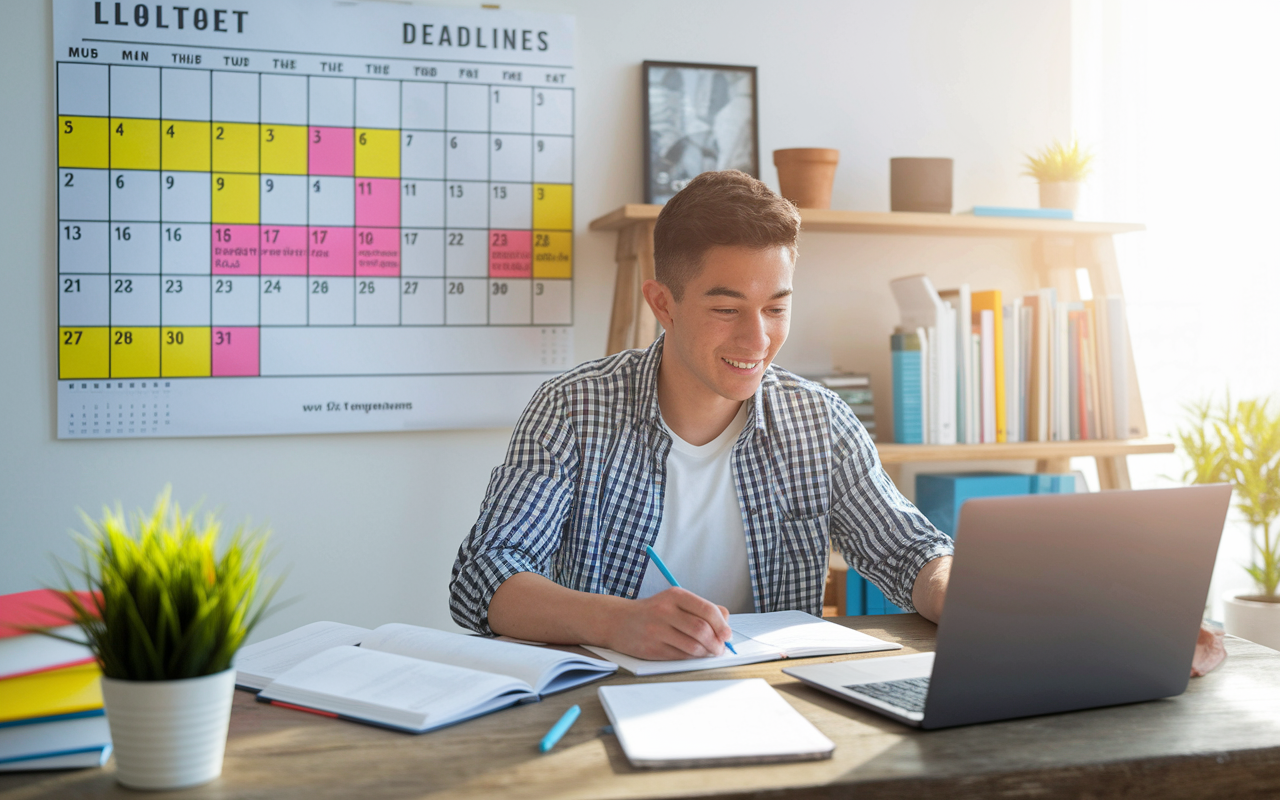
top-left (58, 327), bottom-right (109, 379)
top-left (58, 116), bottom-right (109, 169)
top-left (110, 118), bottom-right (160, 170)
top-left (533, 184), bottom-right (572, 231)
top-left (355, 128), bottom-right (399, 178)
top-left (161, 327), bottom-right (211, 377)
top-left (161, 120), bottom-right (211, 172)
top-left (532, 230), bottom-right (573, 279)
top-left (211, 173), bottom-right (259, 223)
top-left (260, 124), bottom-right (307, 175)
top-left (211, 122), bottom-right (259, 173)
top-left (109, 327), bottom-right (160, 378)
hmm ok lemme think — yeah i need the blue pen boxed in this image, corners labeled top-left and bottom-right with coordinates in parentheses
top-left (539, 704), bottom-right (581, 753)
top-left (645, 545), bottom-right (738, 655)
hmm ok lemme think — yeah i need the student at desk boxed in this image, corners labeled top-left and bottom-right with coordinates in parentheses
top-left (449, 171), bottom-right (954, 660)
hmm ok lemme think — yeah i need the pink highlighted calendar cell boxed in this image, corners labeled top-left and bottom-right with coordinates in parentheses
top-left (307, 226), bottom-right (354, 276)
top-left (489, 230), bottom-right (532, 279)
top-left (308, 127), bottom-right (354, 176)
top-left (211, 327), bottom-right (259, 377)
top-left (356, 228), bottom-right (400, 277)
top-left (354, 179), bottom-right (400, 227)
top-left (212, 225), bottom-right (260, 275)
top-left (260, 226), bottom-right (309, 275)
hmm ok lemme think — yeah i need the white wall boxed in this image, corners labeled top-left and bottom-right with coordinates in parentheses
top-left (0, 0), bottom-right (1071, 640)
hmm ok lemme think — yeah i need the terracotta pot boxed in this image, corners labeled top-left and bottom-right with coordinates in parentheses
top-left (1224, 594), bottom-right (1280, 651)
top-left (773, 148), bottom-right (839, 209)
top-left (1038, 181), bottom-right (1081, 212)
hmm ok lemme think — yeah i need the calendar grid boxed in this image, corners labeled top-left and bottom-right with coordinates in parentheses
top-left (57, 62), bottom-right (574, 382)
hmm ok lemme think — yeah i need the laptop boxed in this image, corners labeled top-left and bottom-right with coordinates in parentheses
top-left (784, 484), bottom-right (1231, 729)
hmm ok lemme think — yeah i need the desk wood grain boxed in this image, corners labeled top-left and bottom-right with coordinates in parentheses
top-left (3, 615), bottom-right (1279, 799)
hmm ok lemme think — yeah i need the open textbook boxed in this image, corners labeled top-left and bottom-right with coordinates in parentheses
top-left (585, 610), bottom-right (901, 676)
top-left (235, 622), bottom-right (617, 733)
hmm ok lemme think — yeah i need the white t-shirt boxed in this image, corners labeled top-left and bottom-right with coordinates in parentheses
top-left (636, 403), bottom-right (755, 613)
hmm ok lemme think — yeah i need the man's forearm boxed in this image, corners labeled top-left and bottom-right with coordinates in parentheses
top-left (488, 572), bottom-right (627, 647)
top-left (911, 555), bottom-right (952, 623)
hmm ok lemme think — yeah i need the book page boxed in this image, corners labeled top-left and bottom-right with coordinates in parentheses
top-left (233, 621), bottom-right (370, 690)
top-left (583, 629), bottom-right (781, 677)
top-left (728, 611), bottom-right (901, 657)
top-left (261, 646), bottom-right (531, 732)
top-left (362, 623), bottom-right (614, 694)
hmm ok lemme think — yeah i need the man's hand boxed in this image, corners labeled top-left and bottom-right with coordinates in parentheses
top-left (488, 572), bottom-right (733, 661)
top-left (912, 556), bottom-right (952, 623)
top-left (606, 588), bottom-right (733, 661)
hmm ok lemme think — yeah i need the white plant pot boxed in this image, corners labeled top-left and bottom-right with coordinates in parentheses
top-left (1038, 181), bottom-right (1080, 212)
top-left (101, 668), bottom-right (235, 790)
top-left (1223, 594), bottom-right (1280, 652)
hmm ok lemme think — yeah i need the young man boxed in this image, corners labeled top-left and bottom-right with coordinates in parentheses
top-left (450, 170), bottom-right (954, 660)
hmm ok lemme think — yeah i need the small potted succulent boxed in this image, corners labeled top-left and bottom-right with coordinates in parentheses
top-left (1178, 396), bottom-right (1280, 650)
top-left (1022, 137), bottom-right (1094, 212)
top-left (50, 489), bottom-right (281, 790)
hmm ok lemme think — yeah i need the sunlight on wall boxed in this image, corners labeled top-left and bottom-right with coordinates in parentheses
top-left (1073, 0), bottom-right (1280, 617)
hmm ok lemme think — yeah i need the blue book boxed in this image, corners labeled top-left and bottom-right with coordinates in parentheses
top-left (969, 206), bottom-right (1074, 220)
top-left (891, 332), bottom-right (923, 444)
top-left (915, 472), bottom-right (1077, 538)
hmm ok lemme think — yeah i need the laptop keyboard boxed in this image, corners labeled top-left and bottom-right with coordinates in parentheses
top-left (843, 677), bottom-right (931, 713)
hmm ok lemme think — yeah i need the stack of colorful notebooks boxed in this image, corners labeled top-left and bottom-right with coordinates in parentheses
top-left (0, 590), bottom-right (111, 772)
top-left (888, 274), bottom-right (1146, 445)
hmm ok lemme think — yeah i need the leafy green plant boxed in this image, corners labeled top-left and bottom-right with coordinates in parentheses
top-left (50, 488), bottom-right (285, 680)
top-left (1177, 396), bottom-right (1280, 599)
top-left (1022, 137), bottom-right (1095, 183)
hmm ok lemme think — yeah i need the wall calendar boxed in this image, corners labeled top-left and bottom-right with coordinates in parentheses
top-left (52, 0), bottom-right (575, 437)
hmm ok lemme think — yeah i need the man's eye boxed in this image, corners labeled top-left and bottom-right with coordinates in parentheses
top-left (713, 308), bottom-right (738, 315)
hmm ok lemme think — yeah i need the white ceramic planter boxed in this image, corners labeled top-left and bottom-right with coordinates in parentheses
top-left (1223, 594), bottom-right (1280, 652)
top-left (1038, 181), bottom-right (1080, 212)
top-left (101, 668), bottom-right (235, 790)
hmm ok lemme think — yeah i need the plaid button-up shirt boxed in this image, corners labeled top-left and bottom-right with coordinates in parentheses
top-left (449, 335), bottom-right (954, 634)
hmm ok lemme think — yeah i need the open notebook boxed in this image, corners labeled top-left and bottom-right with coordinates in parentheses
top-left (235, 622), bottom-right (617, 733)
top-left (585, 610), bottom-right (900, 676)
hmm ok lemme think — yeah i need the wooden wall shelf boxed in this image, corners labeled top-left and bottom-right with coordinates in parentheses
top-left (589, 204), bottom-right (1146, 237)
top-left (875, 439), bottom-right (1173, 465)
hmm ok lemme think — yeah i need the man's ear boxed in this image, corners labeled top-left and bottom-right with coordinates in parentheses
top-left (642, 279), bottom-right (677, 330)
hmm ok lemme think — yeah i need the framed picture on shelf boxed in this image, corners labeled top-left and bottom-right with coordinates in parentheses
top-left (642, 60), bottom-right (759, 204)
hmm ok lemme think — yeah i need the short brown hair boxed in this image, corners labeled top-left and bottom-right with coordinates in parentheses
top-left (653, 170), bottom-right (801, 300)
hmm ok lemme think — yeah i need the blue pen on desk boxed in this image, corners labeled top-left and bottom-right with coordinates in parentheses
top-left (539, 705), bottom-right (580, 753)
top-left (644, 545), bottom-right (738, 655)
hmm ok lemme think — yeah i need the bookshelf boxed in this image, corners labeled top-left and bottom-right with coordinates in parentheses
top-left (588, 204), bottom-right (1174, 495)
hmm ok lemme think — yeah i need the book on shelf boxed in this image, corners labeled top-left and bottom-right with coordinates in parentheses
top-left (585, 610), bottom-right (900, 676)
top-left (815, 373), bottom-right (876, 441)
top-left (889, 276), bottom-right (1146, 445)
top-left (237, 621), bottom-right (617, 734)
top-left (964, 206), bottom-right (1074, 220)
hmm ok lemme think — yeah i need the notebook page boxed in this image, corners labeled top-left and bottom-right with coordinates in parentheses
top-left (362, 623), bottom-right (614, 693)
top-left (728, 611), bottom-right (901, 657)
top-left (599, 679), bottom-right (834, 768)
top-left (233, 621), bottom-right (370, 690)
top-left (583, 629), bottom-right (781, 676)
top-left (260, 646), bottom-right (532, 732)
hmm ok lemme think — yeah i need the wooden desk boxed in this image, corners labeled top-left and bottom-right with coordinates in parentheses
top-left (4, 615), bottom-right (1279, 799)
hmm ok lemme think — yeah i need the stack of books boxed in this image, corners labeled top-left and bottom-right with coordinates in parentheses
top-left (888, 275), bottom-right (1145, 445)
top-left (0, 590), bottom-right (111, 772)
top-left (815, 373), bottom-right (876, 441)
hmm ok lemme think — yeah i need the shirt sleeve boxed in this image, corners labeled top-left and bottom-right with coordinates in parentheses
top-left (825, 392), bottom-right (954, 612)
top-left (448, 380), bottom-right (580, 634)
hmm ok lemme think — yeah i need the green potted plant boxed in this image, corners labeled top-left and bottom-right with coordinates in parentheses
top-left (1022, 137), bottom-right (1094, 212)
top-left (51, 489), bottom-right (281, 790)
top-left (1177, 396), bottom-right (1280, 650)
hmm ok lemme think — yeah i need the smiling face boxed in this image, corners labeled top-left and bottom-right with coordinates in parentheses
top-left (647, 244), bottom-right (794, 409)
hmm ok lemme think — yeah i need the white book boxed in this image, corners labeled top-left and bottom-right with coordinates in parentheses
top-left (0, 746), bottom-right (111, 772)
top-left (1019, 304), bottom-right (1033, 442)
top-left (957, 285), bottom-right (973, 443)
top-left (0, 713), bottom-right (111, 765)
top-left (0, 626), bottom-right (93, 681)
top-left (979, 309), bottom-right (996, 443)
top-left (242, 621), bottom-right (617, 733)
top-left (1003, 300), bottom-right (1022, 443)
top-left (891, 275), bottom-right (955, 445)
top-left (970, 332), bottom-right (981, 441)
top-left (1035, 288), bottom-right (1055, 442)
top-left (585, 610), bottom-right (900, 677)
top-left (600, 679), bottom-right (834, 768)
top-left (1054, 301), bottom-right (1071, 441)
top-left (1105, 295), bottom-right (1131, 439)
